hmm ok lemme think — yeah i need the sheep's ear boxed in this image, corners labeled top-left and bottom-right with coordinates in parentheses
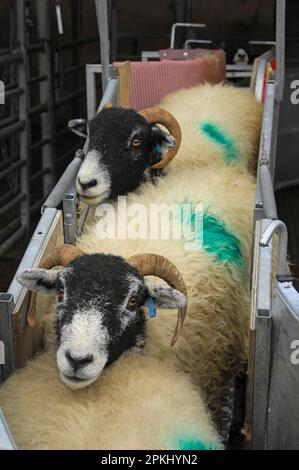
top-left (68, 119), bottom-right (88, 138)
top-left (150, 124), bottom-right (176, 157)
top-left (146, 282), bottom-right (187, 309)
top-left (16, 269), bottom-right (59, 293)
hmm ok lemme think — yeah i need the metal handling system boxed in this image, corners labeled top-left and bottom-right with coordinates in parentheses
top-left (0, 0), bottom-right (298, 450)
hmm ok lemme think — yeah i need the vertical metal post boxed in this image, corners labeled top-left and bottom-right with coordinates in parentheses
top-left (0, 294), bottom-right (15, 383)
top-left (251, 219), bottom-right (274, 449)
top-left (275, 0), bottom-right (285, 102)
top-left (63, 184), bottom-right (77, 245)
top-left (36, 0), bottom-right (56, 195)
top-left (110, 0), bottom-right (118, 61)
top-left (95, 0), bottom-right (110, 93)
top-left (16, 0), bottom-right (30, 235)
top-left (86, 65), bottom-right (98, 120)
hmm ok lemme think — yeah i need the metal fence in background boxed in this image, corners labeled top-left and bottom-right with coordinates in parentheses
top-left (0, 0), bottom-right (100, 256)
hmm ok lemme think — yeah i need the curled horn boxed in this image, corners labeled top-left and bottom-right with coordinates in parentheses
top-left (27, 244), bottom-right (84, 327)
top-left (139, 107), bottom-right (182, 170)
top-left (126, 253), bottom-right (187, 346)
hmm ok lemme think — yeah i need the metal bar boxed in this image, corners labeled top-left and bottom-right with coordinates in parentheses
top-left (184, 39), bottom-right (212, 47)
top-left (0, 159), bottom-right (25, 182)
top-left (226, 64), bottom-right (253, 71)
top-left (170, 22), bottom-right (206, 49)
top-left (259, 163), bottom-right (277, 220)
top-left (226, 72), bottom-right (252, 78)
top-left (63, 63), bottom-right (85, 74)
top-left (30, 138), bottom-right (50, 151)
top-left (27, 74), bottom-right (47, 85)
top-left (254, 50), bottom-right (274, 102)
top-left (0, 219), bottom-right (20, 244)
top-left (0, 115), bottom-right (18, 130)
top-left (27, 42), bottom-right (45, 53)
top-left (0, 155), bottom-right (19, 171)
top-left (99, 77), bottom-right (119, 109)
top-left (17, 0), bottom-right (30, 236)
top-left (0, 227), bottom-right (26, 257)
top-left (275, 0), bottom-right (285, 102)
top-left (55, 88), bottom-right (85, 108)
top-left (249, 40), bottom-right (276, 46)
top-left (0, 120), bottom-right (25, 139)
top-left (0, 409), bottom-right (17, 449)
top-left (0, 50), bottom-right (22, 66)
top-left (55, 1), bottom-right (64, 34)
top-left (63, 184), bottom-right (77, 244)
top-left (30, 197), bottom-right (50, 215)
top-left (86, 64), bottom-right (119, 119)
top-left (5, 87), bottom-right (24, 100)
top-left (267, 281), bottom-right (299, 449)
top-left (29, 167), bottom-right (51, 183)
top-left (42, 150), bottom-right (84, 211)
top-left (0, 190), bottom-right (16, 208)
top-left (251, 219), bottom-right (273, 449)
top-left (57, 36), bottom-right (99, 51)
top-left (29, 102), bottom-right (48, 117)
top-left (0, 294), bottom-right (15, 383)
top-left (36, 0), bottom-right (56, 196)
top-left (257, 81), bottom-right (276, 174)
top-left (86, 64), bottom-right (98, 119)
top-left (0, 193), bottom-right (26, 218)
top-left (7, 208), bottom-right (58, 306)
top-left (260, 219), bottom-right (288, 276)
top-left (95, 0), bottom-right (110, 93)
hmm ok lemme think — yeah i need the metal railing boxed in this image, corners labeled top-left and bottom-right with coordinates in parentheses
top-left (0, 0), bottom-right (101, 256)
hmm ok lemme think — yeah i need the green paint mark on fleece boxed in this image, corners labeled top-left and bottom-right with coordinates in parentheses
top-left (199, 121), bottom-right (239, 163)
top-left (176, 437), bottom-right (219, 451)
top-left (181, 207), bottom-right (243, 268)
top-left (202, 212), bottom-right (243, 267)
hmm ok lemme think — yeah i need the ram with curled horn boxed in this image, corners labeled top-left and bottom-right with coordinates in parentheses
top-left (24, 245), bottom-right (187, 348)
top-left (68, 104), bottom-right (182, 206)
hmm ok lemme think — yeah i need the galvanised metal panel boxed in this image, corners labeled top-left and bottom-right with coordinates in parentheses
top-left (267, 282), bottom-right (299, 449)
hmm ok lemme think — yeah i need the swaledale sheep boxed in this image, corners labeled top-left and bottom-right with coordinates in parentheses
top-left (0, 83), bottom-right (262, 449)
top-left (70, 82), bottom-right (262, 206)
top-left (0, 250), bottom-right (222, 450)
top-left (70, 82), bottom-right (262, 413)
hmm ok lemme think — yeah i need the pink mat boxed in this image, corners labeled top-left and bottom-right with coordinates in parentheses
top-left (114, 50), bottom-right (226, 111)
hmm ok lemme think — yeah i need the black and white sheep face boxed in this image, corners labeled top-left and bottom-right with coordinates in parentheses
top-left (70, 108), bottom-right (175, 205)
top-left (17, 254), bottom-right (186, 390)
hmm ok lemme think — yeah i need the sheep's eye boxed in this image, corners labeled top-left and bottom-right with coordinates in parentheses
top-left (127, 297), bottom-right (137, 310)
top-left (57, 288), bottom-right (64, 302)
top-left (131, 138), bottom-right (142, 148)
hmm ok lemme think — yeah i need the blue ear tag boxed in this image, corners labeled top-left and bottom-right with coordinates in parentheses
top-left (154, 144), bottom-right (161, 153)
top-left (147, 296), bottom-right (157, 318)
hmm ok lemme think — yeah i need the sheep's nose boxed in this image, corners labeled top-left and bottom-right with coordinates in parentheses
top-left (66, 351), bottom-right (93, 370)
top-left (78, 177), bottom-right (97, 191)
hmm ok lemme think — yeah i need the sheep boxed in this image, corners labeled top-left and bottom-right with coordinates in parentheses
top-left (68, 82), bottom-right (262, 426)
top-left (0, 83), bottom-right (262, 448)
top-left (0, 249), bottom-right (222, 450)
top-left (69, 82), bottom-right (262, 205)
top-left (77, 162), bottom-right (256, 416)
